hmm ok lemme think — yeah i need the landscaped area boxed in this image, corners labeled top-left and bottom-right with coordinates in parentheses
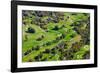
top-left (22, 10), bottom-right (90, 62)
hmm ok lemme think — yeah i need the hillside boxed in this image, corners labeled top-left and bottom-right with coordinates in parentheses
top-left (22, 10), bottom-right (90, 62)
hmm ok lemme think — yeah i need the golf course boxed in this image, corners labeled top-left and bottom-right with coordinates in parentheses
top-left (22, 10), bottom-right (90, 62)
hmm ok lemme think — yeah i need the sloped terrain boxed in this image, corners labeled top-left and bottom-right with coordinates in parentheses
top-left (22, 10), bottom-right (90, 62)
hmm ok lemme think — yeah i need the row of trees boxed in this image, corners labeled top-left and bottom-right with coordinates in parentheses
top-left (32, 41), bottom-right (68, 61)
top-left (23, 32), bottom-right (65, 57)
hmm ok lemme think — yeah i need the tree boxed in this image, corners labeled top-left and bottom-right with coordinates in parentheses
top-left (24, 52), bottom-right (28, 56)
top-left (43, 49), bottom-right (50, 53)
top-left (36, 37), bottom-right (42, 41)
top-left (28, 58), bottom-right (33, 62)
top-left (34, 56), bottom-right (40, 61)
top-left (27, 27), bottom-right (35, 33)
top-left (83, 51), bottom-right (90, 59)
top-left (52, 25), bottom-right (59, 30)
top-left (41, 58), bottom-right (48, 61)
top-left (38, 53), bottom-right (43, 58)
top-left (46, 41), bottom-right (51, 46)
top-left (34, 46), bottom-right (40, 50)
top-left (24, 34), bottom-right (28, 41)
